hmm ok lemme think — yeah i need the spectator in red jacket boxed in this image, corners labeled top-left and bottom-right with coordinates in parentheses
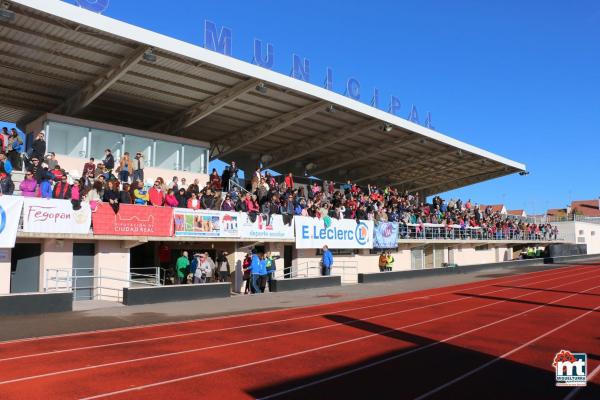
top-left (148, 179), bottom-right (165, 206)
top-left (284, 172), bottom-right (294, 189)
top-left (164, 188), bottom-right (179, 207)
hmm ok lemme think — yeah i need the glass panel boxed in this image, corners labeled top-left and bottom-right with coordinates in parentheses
top-left (182, 145), bottom-right (207, 174)
top-left (155, 140), bottom-right (180, 170)
top-left (124, 135), bottom-right (154, 165)
top-left (90, 129), bottom-right (123, 161)
top-left (48, 122), bottom-right (88, 158)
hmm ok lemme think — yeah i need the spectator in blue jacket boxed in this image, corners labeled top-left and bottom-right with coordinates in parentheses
top-left (39, 172), bottom-right (53, 199)
top-left (321, 245), bottom-right (333, 276)
top-left (249, 250), bottom-right (266, 294)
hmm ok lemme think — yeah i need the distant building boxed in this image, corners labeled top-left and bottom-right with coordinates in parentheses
top-left (507, 209), bottom-right (527, 218)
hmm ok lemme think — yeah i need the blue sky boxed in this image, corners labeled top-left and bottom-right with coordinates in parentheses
top-left (11, 0), bottom-right (599, 214)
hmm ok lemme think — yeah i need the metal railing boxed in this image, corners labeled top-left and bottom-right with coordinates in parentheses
top-left (397, 225), bottom-right (562, 242)
top-left (274, 260), bottom-right (358, 284)
top-left (45, 267), bottom-right (160, 302)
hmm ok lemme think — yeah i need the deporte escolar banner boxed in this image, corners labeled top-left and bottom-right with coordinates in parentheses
top-left (294, 216), bottom-right (373, 249)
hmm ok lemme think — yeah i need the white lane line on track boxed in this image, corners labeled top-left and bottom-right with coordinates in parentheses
top-left (0, 265), bottom-right (588, 362)
top-left (413, 307), bottom-right (600, 399)
top-left (0, 267), bottom-right (593, 386)
top-left (0, 264), bottom-right (582, 346)
top-left (563, 364), bottom-right (600, 400)
top-left (67, 277), bottom-right (600, 398)
top-left (257, 281), bottom-right (600, 400)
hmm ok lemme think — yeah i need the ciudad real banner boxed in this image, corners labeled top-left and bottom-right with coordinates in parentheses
top-left (0, 195), bottom-right (23, 248)
top-left (173, 208), bottom-right (239, 237)
top-left (92, 203), bottom-right (174, 236)
top-left (373, 221), bottom-right (399, 249)
top-left (22, 198), bottom-right (91, 234)
top-left (294, 216), bottom-right (374, 249)
top-left (239, 213), bottom-right (295, 240)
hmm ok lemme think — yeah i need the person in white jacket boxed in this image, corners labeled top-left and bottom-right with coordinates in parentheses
top-left (204, 252), bottom-right (216, 283)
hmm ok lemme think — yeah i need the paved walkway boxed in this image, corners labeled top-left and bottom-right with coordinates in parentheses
top-left (0, 261), bottom-right (592, 342)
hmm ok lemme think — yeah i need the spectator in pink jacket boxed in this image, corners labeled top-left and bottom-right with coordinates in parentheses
top-left (164, 188), bottom-right (179, 207)
top-left (19, 171), bottom-right (38, 197)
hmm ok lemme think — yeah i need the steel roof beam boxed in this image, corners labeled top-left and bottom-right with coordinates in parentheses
top-left (264, 119), bottom-right (381, 170)
top-left (150, 78), bottom-right (260, 134)
top-left (408, 167), bottom-right (508, 193)
top-left (389, 158), bottom-right (485, 187)
top-left (309, 136), bottom-right (422, 176)
top-left (53, 45), bottom-right (148, 116)
top-left (210, 100), bottom-right (328, 160)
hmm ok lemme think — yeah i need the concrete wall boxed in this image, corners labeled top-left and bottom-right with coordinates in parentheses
top-left (40, 239), bottom-right (74, 292)
top-left (552, 221), bottom-right (600, 254)
top-left (0, 249), bottom-right (11, 295)
top-left (95, 241), bottom-right (130, 302)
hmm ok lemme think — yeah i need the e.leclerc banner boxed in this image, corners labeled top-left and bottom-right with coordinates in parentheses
top-left (174, 209), bottom-right (239, 237)
top-left (0, 195), bottom-right (23, 248)
top-left (22, 198), bottom-right (91, 234)
top-left (373, 221), bottom-right (399, 249)
top-left (294, 216), bottom-right (373, 249)
top-left (92, 203), bottom-right (174, 236)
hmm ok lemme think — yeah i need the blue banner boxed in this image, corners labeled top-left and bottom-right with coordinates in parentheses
top-left (373, 222), bottom-right (399, 249)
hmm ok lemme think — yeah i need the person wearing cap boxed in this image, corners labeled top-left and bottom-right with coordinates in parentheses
top-left (132, 152), bottom-right (144, 182)
top-left (31, 131), bottom-right (46, 161)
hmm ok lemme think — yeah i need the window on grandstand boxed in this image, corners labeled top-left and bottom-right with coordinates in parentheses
top-left (154, 140), bottom-right (181, 170)
top-left (183, 144), bottom-right (208, 174)
top-left (90, 129), bottom-right (123, 161)
top-left (47, 122), bottom-right (89, 158)
top-left (124, 135), bottom-right (153, 165)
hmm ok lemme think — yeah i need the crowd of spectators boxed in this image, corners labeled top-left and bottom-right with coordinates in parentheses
top-left (0, 129), bottom-right (558, 241)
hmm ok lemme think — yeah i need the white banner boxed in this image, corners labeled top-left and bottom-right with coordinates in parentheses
top-left (0, 195), bottom-right (23, 248)
top-left (239, 213), bottom-right (295, 240)
top-left (22, 198), bottom-right (91, 234)
top-left (173, 208), bottom-right (239, 237)
top-left (295, 216), bottom-right (374, 249)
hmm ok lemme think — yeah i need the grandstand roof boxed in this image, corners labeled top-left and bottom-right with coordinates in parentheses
top-left (1, 0), bottom-right (526, 195)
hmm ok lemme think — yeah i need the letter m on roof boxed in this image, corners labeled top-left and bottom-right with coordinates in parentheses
top-left (204, 20), bottom-right (232, 56)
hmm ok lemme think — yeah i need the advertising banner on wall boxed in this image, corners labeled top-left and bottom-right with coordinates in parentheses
top-left (239, 213), bottom-right (295, 240)
top-left (294, 216), bottom-right (374, 249)
top-left (0, 195), bottom-right (23, 248)
top-left (22, 198), bottom-right (91, 234)
top-left (92, 203), bottom-right (174, 236)
top-left (173, 209), bottom-right (239, 237)
top-left (373, 222), bottom-right (399, 249)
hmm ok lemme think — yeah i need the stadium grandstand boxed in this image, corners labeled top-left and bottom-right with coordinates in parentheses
top-left (0, 0), bottom-right (579, 300)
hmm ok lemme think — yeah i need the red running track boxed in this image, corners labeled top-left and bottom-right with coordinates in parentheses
top-left (0, 263), bottom-right (598, 400)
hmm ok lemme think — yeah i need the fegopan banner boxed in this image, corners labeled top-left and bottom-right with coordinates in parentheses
top-left (0, 195), bottom-right (23, 248)
top-left (239, 213), bottom-right (295, 240)
top-left (373, 221), bottom-right (399, 249)
top-left (294, 216), bottom-right (374, 249)
top-left (22, 198), bottom-right (91, 234)
top-left (92, 203), bottom-right (174, 236)
top-left (174, 209), bottom-right (239, 237)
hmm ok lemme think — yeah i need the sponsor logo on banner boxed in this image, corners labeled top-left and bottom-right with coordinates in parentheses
top-left (294, 216), bottom-right (373, 249)
top-left (92, 203), bottom-right (174, 237)
top-left (239, 213), bottom-right (294, 240)
top-left (0, 195), bottom-right (23, 248)
top-left (22, 198), bottom-right (91, 234)
top-left (553, 350), bottom-right (587, 387)
top-left (174, 209), bottom-right (239, 237)
top-left (374, 222), bottom-right (399, 248)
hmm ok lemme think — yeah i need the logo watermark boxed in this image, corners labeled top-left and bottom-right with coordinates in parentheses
top-left (553, 350), bottom-right (587, 387)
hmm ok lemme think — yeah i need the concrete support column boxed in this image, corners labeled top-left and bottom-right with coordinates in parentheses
top-left (0, 250), bottom-right (11, 294)
top-left (40, 239), bottom-right (74, 292)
